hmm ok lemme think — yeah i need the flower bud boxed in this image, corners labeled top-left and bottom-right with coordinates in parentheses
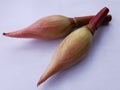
top-left (37, 27), bottom-right (93, 85)
top-left (3, 15), bottom-right (111, 39)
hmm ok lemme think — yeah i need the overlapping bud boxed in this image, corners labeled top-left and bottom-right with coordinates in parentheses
top-left (3, 15), bottom-right (111, 39)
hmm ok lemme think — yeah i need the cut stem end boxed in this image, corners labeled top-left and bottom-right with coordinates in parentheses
top-left (87, 7), bottom-right (109, 34)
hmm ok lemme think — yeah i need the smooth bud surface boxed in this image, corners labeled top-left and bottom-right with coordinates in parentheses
top-left (3, 15), bottom-right (111, 39)
top-left (3, 15), bottom-right (72, 39)
top-left (37, 26), bottom-right (93, 85)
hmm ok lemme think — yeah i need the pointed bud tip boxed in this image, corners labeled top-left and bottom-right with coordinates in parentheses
top-left (37, 77), bottom-right (46, 87)
top-left (3, 32), bottom-right (6, 35)
top-left (37, 82), bottom-right (40, 87)
top-left (37, 80), bottom-right (43, 87)
top-left (3, 32), bottom-right (10, 37)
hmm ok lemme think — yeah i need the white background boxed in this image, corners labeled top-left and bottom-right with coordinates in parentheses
top-left (0, 0), bottom-right (120, 90)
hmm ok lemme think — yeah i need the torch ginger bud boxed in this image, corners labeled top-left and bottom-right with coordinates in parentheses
top-left (37, 27), bottom-right (93, 85)
top-left (3, 15), bottom-right (111, 39)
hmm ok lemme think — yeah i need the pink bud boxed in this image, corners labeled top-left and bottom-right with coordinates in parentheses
top-left (3, 15), bottom-right (111, 39)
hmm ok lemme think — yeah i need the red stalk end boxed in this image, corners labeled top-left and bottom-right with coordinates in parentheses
top-left (69, 14), bottom-right (111, 28)
top-left (102, 14), bottom-right (112, 25)
top-left (86, 7), bottom-right (109, 34)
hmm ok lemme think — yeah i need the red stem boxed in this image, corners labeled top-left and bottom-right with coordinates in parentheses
top-left (69, 14), bottom-right (111, 28)
top-left (86, 7), bottom-right (109, 34)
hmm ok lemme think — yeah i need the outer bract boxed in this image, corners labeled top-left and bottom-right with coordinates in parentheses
top-left (3, 15), bottom-right (111, 39)
top-left (3, 15), bottom-right (72, 39)
top-left (37, 27), bottom-right (93, 85)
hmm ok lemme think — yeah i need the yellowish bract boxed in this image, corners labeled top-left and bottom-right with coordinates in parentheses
top-left (52, 26), bottom-right (93, 70)
top-left (39, 27), bottom-right (93, 84)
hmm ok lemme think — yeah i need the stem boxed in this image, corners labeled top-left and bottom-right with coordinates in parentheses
top-left (86, 7), bottom-right (109, 33)
top-left (69, 14), bottom-right (111, 28)
top-left (73, 15), bottom-right (93, 27)
top-left (102, 14), bottom-right (112, 25)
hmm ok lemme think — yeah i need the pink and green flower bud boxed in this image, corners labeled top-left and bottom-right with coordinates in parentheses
top-left (3, 15), bottom-right (111, 39)
top-left (37, 27), bottom-right (93, 85)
